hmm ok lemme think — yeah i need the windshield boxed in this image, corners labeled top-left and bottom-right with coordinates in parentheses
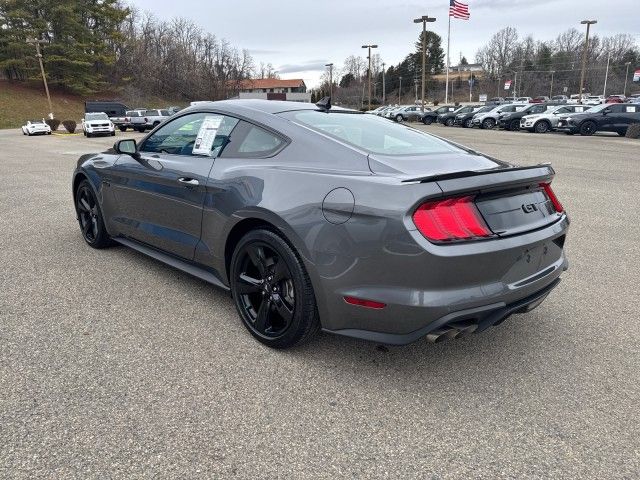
top-left (584, 104), bottom-right (608, 113)
top-left (85, 113), bottom-right (108, 120)
top-left (281, 111), bottom-right (463, 156)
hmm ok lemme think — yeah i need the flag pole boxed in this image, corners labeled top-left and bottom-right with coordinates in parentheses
top-left (445, 11), bottom-right (451, 104)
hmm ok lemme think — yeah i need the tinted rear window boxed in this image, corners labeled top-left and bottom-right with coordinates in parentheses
top-left (281, 111), bottom-right (462, 156)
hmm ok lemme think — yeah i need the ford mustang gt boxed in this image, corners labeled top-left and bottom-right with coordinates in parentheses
top-left (72, 99), bottom-right (569, 348)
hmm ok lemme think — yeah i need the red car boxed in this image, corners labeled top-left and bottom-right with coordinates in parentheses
top-left (606, 95), bottom-right (625, 103)
top-left (531, 96), bottom-right (550, 103)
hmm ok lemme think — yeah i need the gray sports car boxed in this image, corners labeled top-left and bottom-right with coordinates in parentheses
top-left (72, 99), bottom-right (569, 348)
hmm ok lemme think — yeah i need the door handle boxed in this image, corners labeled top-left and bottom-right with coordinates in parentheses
top-left (178, 177), bottom-right (199, 186)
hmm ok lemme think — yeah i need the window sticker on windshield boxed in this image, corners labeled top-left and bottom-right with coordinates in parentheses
top-left (626, 106), bottom-right (636, 113)
top-left (192, 115), bottom-right (223, 156)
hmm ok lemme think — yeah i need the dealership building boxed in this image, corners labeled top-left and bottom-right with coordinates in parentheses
top-left (237, 78), bottom-right (311, 102)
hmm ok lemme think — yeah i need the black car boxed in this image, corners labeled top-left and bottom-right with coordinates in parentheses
top-left (454, 105), bottom-right (493, 128)
top-left (556, 103), bottom-right (640, 136)
top-left (438, 105), bottom-right (480, 126)
top-left (422, 105), bottom-right (459, 125)
top-left (498, 103), bottom-right (561, 131)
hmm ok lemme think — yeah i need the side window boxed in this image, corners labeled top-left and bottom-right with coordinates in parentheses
top-left (222, 121), bottom-right (285, 158)
top-left (607, 105), bottom-right (624, 113)
top-left (140, 112), bottom-right (239, 156)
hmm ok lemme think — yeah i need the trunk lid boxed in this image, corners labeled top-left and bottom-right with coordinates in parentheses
top-left (434, 165), bottom-right (561, 237)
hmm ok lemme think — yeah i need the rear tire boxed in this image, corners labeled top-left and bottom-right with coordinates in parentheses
top-left (481, 118), bottom-right (495, 129)
top-left (118, 126), bottom-right (127, 132)
top-left (422, 116), bottom-right (433, 125)
top-left (395, 114), bottom-right (404, 123)
top-left (230, 229), bottom-right (320, 349)
top-left (464, 118), bottom-right (473, 128)
top-left (579, 121), bottom-right (597, 136)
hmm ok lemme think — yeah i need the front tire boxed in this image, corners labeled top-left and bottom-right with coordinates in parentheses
top-left (464, 118), bottom-right (473, 128)
top-left (230, 229), bottom-right (320, 349)
top-left (445, 118), bottom-right (454, 127)
top-left (510, 119), bottom-right (520, 131)
top-left (74, 180), bottom-right (112, 249)
top-left (422, 116), bottom-right (433, 125)
top-left (395, 114), bottom-right (404, 123)
top-left (118, 126), bottom-right (127, 132)
top-left (579, 121), bottom-right (597, 136)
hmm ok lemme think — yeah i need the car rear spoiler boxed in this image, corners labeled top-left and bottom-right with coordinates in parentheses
top-left (401, 164), bottom-right (555, 185)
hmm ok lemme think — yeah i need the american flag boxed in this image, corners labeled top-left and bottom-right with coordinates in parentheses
top-left (449, 0), bottom-right (470, 20)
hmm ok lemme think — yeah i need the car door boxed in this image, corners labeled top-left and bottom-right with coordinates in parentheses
top-left (599, 104), bottom-right (624, 132)
top-left (195, 120), bottom-right (288, 268)
top-left (109, 112), bottom-right (239, 260)
top-left (619, 104), bottom-right (640, 132)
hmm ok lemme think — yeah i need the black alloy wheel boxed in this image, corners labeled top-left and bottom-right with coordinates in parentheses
top-left (510, 119), bottom-right (520, 131)
top-left (579, 121), bottom-right (597, 136)
top-left (75, 180), bottom-right (112, 248)
top-left (230, 229), bottom-right (319, 348)
top-left (534, 120), bottom-right (550, 133)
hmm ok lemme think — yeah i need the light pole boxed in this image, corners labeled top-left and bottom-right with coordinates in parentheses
top-left (550, 70), bottom-right (555, 98)
top-left (578, 20), bottom-right (597, 104)
top-left (381, 62), bottom-right (386, 104)
top-left (361, 44), bottom-right (378, 110)
top-left (26, 38), bottom-right (53, 118)
top-left (325, 63), bottom-right (333, 99)
top-left (413, 15), bottom-right (436, 111)
top-left (602, 51), bottom-right (610, 97)
top-left (623, 62), bottom-right (631, 97)
top-left (398, 76), bottom-right (402, 103)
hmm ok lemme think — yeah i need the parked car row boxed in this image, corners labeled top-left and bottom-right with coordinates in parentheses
top-left (433, 101), bottom-right (640, 137)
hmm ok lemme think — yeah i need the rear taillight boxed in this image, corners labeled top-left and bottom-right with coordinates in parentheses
top-left (540, 183), bottom-right (564, 213)
top-left (412, 195), bottom-right (493, 243)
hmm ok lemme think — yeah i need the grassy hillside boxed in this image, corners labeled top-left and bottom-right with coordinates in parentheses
top-left (0, 81), bottom-right (85, 129)
top-left (0, 81), bottom-right (187, 129)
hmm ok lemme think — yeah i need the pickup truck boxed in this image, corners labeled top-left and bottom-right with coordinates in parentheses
top-left (140, 109), bottom-right (172, 131)
top-left (111, 110), bottom-right (146, 132)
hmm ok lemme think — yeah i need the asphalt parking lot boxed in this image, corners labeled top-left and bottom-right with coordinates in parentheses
top-left (1, 126), bottom-right (639, 479)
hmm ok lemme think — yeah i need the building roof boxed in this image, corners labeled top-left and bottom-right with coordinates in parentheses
top-left (238, 78), bottom-right (306, 90)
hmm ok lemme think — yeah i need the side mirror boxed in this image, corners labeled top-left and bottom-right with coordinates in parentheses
top-left (114, 139), bottom-right (140, 159)
top-left (603, 108), bottom-right (611, 115)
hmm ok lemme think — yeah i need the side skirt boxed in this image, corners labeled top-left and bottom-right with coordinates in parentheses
top-left (114, 237), bottom-right (230, 292)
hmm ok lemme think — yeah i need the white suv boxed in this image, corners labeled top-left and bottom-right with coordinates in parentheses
top-left (82, 112), bottom-right (115, 137)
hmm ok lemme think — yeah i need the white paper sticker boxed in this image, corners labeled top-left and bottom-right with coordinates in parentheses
top-left (192, 115), bottom-right (223, 156)
top-left (626, 106), bottom-right (636, 113)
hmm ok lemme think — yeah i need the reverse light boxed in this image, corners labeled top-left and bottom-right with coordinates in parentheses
top-left (343, 296), bottom-right (386, 309)
top-left (540, 183), bottom-right (564, 213)
top-left (412, 195), bottom-right (493, 243)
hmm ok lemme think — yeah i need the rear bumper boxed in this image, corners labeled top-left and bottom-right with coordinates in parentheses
top-left (317, 214), bottom-right (569, 345)
top-left (325, 275), bottom-right (563, 345)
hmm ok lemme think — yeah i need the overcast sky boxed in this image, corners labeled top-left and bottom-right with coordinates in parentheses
top-left (130, 0), bottom-right (639, 87)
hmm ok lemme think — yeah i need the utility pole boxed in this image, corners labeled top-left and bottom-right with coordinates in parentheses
top-left (579, 20), bottom-right (597, 104)
top-left (550, 70), bottom-right (555, 98)
top-left (325, 63), bottom-right (333, 99)
top-left (26, 38), bottom-right (53, 118)
top-left (413, 15), bottom-right (436, 111)
top-left (361, 44), bottom-right (378, 110)
top-left (624, 62), bottom-right (631, 96)
top-left (381, 62), bottom-right (386, 104)
top-left (602, 51), bottom-right (610, 97)
top-left (398, 76), bottom-right (402, 104)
